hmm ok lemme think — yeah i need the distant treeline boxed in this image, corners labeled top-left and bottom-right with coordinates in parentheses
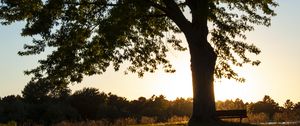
top-left (0, 87), bottom-right (300, 125)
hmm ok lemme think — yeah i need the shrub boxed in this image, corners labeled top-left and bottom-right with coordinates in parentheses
top-left (247, 113), bottom-right (269, 123)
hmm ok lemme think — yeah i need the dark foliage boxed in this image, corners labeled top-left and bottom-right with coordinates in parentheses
top-left (248, 95), bottom-right (280, 121)
top-left (0, 0), bottom-right (277, 85)
top-left (0, 89), bottom-right (300, 125)
top-left (1, 0), bottom-right (278, 122)
top-left (0, 88), bottom-right (192, 125)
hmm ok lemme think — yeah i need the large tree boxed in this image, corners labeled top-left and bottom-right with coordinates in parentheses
top-left (0, 0), bottom-right (277, 123)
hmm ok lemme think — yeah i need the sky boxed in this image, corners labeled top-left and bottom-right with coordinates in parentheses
top-left (0, 0), bottom-right (299, 105)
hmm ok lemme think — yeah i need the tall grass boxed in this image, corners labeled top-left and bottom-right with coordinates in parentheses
top-left (1, 114), bottom-right (299, 126)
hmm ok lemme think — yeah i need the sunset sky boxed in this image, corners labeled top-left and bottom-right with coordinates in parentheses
top-left (0, 0), bottom-right (299, 105)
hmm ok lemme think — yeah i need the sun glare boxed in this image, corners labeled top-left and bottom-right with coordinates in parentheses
top-left (214, 79), bottom-right (253, 102)
top-left (153, 62), bottom-right (193, 100)
top-left (154, 61), bottom-right (256, 102)
top-left (76, 51), bottom-right (260, 103)
top-left (154, 58), bottom-right (256, 102)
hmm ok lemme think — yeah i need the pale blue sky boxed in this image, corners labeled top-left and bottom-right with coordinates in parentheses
top-left (0, 0), bottom-right (299, 104)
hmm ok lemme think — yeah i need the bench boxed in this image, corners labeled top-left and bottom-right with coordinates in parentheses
top-left (215, 110), bottom-right (247, 123)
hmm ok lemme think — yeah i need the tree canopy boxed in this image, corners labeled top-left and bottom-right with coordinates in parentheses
top-left (0, 0), bottom-right (277, 87)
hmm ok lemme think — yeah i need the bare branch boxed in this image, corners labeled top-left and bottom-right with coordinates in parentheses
top-left (162, 0), bottom-right (191, 32)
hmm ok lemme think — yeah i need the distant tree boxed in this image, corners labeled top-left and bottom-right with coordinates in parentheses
top-left (151, 95), bottom-right (170, 122)
top-left (275, 99), bottom-right (297, 122)
top-left (22, 79), bottom-right (70, 103)
top-left (170, 98), bottom-right (192, 117)
top-left (293, 102), bottom-right (300, 120)
top-left (0, 0), bottom-right (278, 123)
top-left (42, 103), bottom-right (80, 124)
top-left (0, 95), bottom-right (27, 123)
top-left (70, 87), bottom-right (107, 120)
top-left (284, 99), bottom-right (294, 111)
top-left (216, 98), bottom-right (246, 110)
top-left (72, 87), bottom-right (104, 98)
top-left (0, 95), bottom-right (22, 103)
top-left (294, 102), bottom-right (300, 110)
top-left (128, 97), bottom-right (147, 123)
top-left (249, 95), bottom-right (280, 121)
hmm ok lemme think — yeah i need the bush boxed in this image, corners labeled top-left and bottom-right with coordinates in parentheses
top-left (247, 113), bottom-right (269, 123)
top-left (167, 116), bottom-right (189, 123)
top-left (140, 116), bottom-right (156, 124)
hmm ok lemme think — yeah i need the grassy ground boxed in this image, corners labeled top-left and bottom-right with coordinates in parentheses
top-left (128, 122), bottom-right (187, 126)
top-left (130, 121), bottom-right (300, 126)
top-left (130, 121), bottom-right (256, 126)
top-left (2, 121), bottom-right (300, 126)
top-left (131, 121), bottom-right (300, 126)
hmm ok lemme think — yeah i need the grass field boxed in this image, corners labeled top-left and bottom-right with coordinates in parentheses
top-left (129, 121), bottom-right (254, 126)
top-left (2, 120), bottom-right (300, 126)
top-left (129, 121), bottom-right (300, 126)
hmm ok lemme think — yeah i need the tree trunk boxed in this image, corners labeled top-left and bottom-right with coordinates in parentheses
top-left (161, 0), bottom-right (217, 123)
top-left (184, 26), bottom-right (217, 123)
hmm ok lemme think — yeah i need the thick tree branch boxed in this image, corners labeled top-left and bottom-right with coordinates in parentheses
top-left (161, 0), bottom-right (191, 32)
top-left (186, 0), bottom-right (208, 27)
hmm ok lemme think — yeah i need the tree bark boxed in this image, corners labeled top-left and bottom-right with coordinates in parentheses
top-left (158, 0), bottom-right (218, 123)
top-left (184, 25), bottom-right (217, 123)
